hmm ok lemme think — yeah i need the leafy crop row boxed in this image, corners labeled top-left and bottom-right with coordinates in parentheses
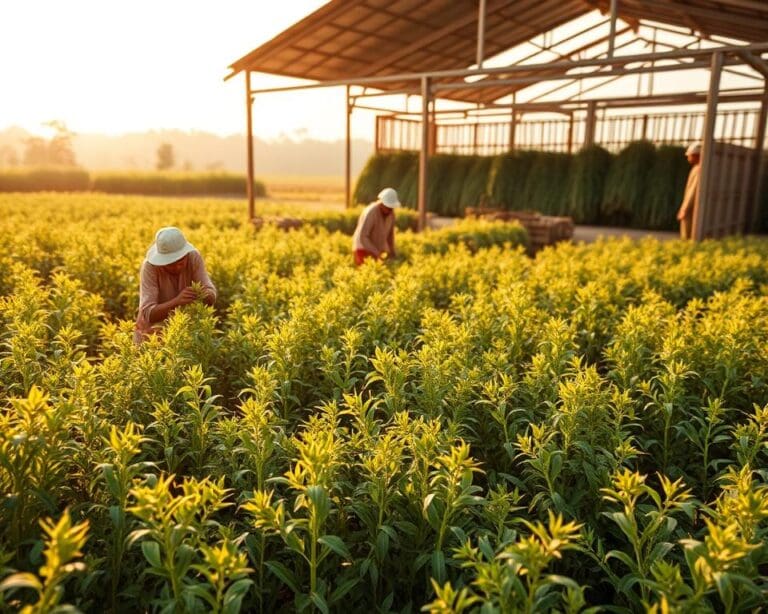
top-left (1, 194), bottom-right (767, 613)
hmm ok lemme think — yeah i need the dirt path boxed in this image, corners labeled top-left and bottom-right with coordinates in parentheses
top-left (428, 216), bottom-right (680, 243)
top-left (571, 225), bottom-right (678, 243)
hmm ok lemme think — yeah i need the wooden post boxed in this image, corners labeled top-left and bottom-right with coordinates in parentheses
top-left (567, 112), bottom-right (574, 153)
top-left (749, 81), bottom-right (768, 232)
top-left (345, 85), bottom-right (352, 209)
top-left (585, 101), bottom-right (597, 147)
top-left (418, 76), bottom-right (430, 232)
top-left (374, 116), bottom-right (381, 154)
top-left (245, 71), bottom-right (255, 222)
top-left (641, 114), bottom-right (649, 140)
top-left (695, 51), bottom-right (723, 241)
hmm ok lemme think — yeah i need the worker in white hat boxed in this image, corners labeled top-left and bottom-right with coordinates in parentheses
top-left (676, 142), bottom-right (701, 240)
top-left (133, 226), bottom-right (217, 343)
top-left (352, 187), bottom-right (400, 265)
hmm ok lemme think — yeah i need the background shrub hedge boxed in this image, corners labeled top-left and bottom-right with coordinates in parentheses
top-left (0, 167), bottom-right (91, 192)
top-left (0, 168), bottom-right (266, 197)
top-left (354, 142), bottom-right (768, 231)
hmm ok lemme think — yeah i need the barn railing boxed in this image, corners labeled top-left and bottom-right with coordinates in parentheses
top-left (375, 108), bottom-right (764, 154)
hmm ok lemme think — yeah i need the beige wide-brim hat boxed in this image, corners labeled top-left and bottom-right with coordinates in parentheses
top-left (378, 187), bottom-right (401, 208)
top-left (146, 226), bottom-right (196, 266)
top-left (685, 142), bottom-right (701, 156)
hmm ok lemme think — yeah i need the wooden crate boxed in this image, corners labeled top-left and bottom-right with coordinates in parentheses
top-left (463, 208), bottom-right (573, 250)
top-left (522, 215), bottom-right (574, 249)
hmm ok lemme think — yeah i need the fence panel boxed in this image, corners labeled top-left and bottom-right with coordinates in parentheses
top-left (376, 108), bottom-right (764, 154)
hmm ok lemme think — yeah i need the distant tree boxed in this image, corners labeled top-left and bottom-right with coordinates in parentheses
top-left (156, 143), bottom-right (175, 171)
top-left (22, 120), bottom-right (77, 166)
top-left (0, 144), bottom-right (20, 167)
top-left (46, 120), bottom-right (77, 166)
top-left (23, 137), bottom-right (50, 166)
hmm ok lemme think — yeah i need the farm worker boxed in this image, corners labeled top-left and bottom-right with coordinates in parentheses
top-left (352, 187), bottom-right (399, 265)
top-left (676, 142), bottom-right (701, 240)
top-left (133, 226), bottom-right (216, 344)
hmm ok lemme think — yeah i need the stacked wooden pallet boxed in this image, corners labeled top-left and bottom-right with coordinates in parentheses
top-left (465, 208), bottom-right (574, 250)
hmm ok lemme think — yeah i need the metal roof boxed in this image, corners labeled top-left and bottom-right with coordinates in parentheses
top-left (229, 0), bottom-right (592, 81)
top-left (228, 0), bottom-right (768, 103)
top-left (595, 0), bottom-right (768, 42)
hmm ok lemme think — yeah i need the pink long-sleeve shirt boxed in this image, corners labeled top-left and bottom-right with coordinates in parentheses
top-left (352, 203), bottom-right (396, 257)
top-left (134, 250), bottom-right (216, 341)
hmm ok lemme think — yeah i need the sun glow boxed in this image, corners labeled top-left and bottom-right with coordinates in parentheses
top-left (0, 0), bottom-right (367, 140)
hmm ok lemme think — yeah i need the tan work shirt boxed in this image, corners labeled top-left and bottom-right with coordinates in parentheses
top-left (134, 249), bottom-right (217, 340)
top-left (677, 164), bottom-right (700, 219)
top-left (352, 203), bottom-right (396, 257)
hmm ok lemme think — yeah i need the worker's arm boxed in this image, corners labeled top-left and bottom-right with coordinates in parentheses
top-left (148, 289), bottom-right (198, 323)
top-left (386, 223), bottom-right (396, 258)
top-left (189, 251), bottom-right (217, 305)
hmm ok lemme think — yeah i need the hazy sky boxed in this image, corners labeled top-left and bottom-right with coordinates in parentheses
top-left (0, 0), bottom-right (370, 140)
top-left (1, 2), bottom-right (760, 142)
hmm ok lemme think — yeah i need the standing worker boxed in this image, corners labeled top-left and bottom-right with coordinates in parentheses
top-left (133, 226), bottom-right (217, 343)
top-left (676, 142), bottom-right (701, 240)
top-left (352, 187), bottom-right (400, 265)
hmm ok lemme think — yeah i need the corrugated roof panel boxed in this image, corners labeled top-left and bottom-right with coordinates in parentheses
top-left (333, 5), bottom-right (376, 28)
top-left (228, 0), bottom-right (766, 103)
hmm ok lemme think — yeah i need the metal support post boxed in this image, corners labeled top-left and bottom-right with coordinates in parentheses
top-left (477, 0), bottom-right (486, 69)
top-left (648, 28), bottom-right (657, 95)
top-left (749, 81), bottom-right (768, 231)
top-left (608, 0), bottom-right (618, 59)
top-left (345, 85), bottom-right (352, 208)
top-left (585, 100), bottom-right (597, 147)
top-left (695, 51), bottom-right (723, 241)
top-left (245, 71), bottom-right (255, 221)
top-left (418, 76), bottom-right (430, 232)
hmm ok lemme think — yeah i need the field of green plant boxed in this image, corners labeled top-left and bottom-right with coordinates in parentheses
top-left (1, 193), bottom-right (767, 613)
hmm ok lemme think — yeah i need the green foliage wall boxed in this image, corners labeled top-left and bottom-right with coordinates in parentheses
top-left (643, 145), bottom-right (692, 230)
top-left (601, 141), bottom-right (657, 226)
top-left (487, 151), bottom-right (538, 212)
top-left (566, 145), bottom-right (612, 225)
top-left (521, 151), bottom-right (572, 216)
top-left (353, 142), bottom-right (768, 232)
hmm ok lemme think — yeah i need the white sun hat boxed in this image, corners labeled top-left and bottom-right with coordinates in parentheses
top-left (146, 227), bottom-right (196, 266)
top-left (377, 187), bottom-right (401, 208)
top-left (685, 142), bottom-right (701, 156)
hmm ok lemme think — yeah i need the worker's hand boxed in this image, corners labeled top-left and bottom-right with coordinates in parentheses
top-left (676, 208), bottom-right (687, 221)
top-left (174, 287), bottom-right (198, 306)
